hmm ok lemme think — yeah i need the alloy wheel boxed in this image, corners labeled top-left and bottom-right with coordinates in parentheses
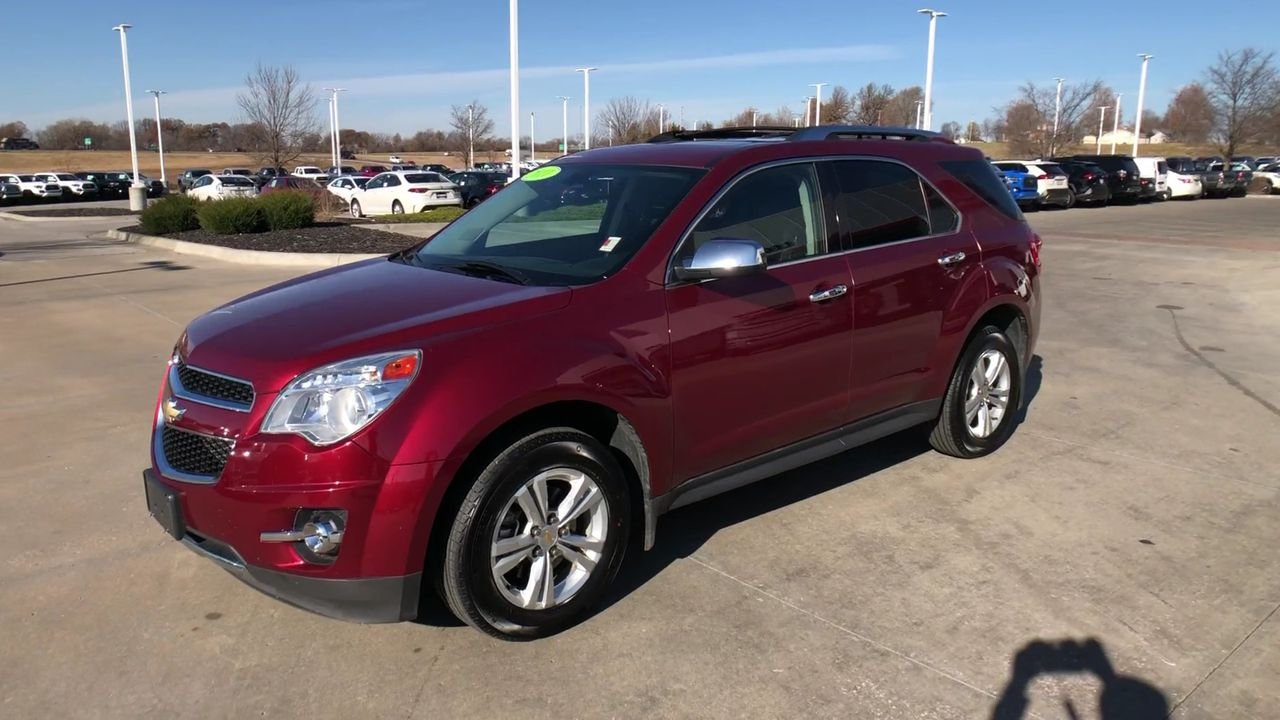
top-left (964, 349), bottom-right (1012, 439)
top-left (489, 467), bottom-right (609, 611)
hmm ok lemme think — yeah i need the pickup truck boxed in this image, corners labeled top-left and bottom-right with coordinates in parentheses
top-left (178, 169), bottom-right (213, 193)
top-left (292, 166), bottom-right (329, 185)
top-left (0, 173), bottom-right (62, 200)
top-left (34, 172), bottom-right (97, 199)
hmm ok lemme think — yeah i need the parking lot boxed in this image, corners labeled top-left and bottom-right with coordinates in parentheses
top-left (2, 198), bottom-right (1278, 718)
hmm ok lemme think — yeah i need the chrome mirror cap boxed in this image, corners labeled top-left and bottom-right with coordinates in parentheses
top-left (674, 237), bottom-right (767, 281)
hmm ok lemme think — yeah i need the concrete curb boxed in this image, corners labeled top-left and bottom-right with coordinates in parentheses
top-left (363, 222), bottom-right (448, 236)
top-left (0, 211), bottom-right (134, 223)
top-left (105, 228), bottom-right (385, 267)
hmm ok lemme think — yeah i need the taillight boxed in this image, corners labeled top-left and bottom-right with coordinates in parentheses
top-left (1237, 172), bottom-right (1246, 180)
top-left (1036, 174), bottom-right (1048, 180)
top-left (1029, 232), bottom-right (1042, 270)
top-left (408, 187), bottom-right (429, 193)
top-left (1083, 173), bottom-right (1095, 181)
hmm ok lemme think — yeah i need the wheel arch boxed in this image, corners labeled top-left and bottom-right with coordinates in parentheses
top-left (422, 399), bottom-right (657, 599)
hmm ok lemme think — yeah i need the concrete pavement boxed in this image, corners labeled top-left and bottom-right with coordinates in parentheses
top-left (1, 200), bottom-right (1278, 718)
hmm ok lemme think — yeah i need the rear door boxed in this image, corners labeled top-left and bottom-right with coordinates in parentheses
top-left (666, 161), bottom-right (854, 480)
top-left (824, 158), bottom-right (977, 420)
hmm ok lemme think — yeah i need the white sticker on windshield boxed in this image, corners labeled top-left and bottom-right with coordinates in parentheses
top-left (599, 236), bottom-right (622, 252)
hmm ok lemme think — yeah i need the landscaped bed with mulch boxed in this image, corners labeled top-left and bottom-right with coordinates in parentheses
top-left (119, 221), bottom-right (420, 254)
top-left (7, 207), bottom-right (140, 218)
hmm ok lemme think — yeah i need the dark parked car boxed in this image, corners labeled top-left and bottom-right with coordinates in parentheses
top-left (1207, 162), bottom-right (1252, 197)
top-left (259, 175), bottom-right (325, 199)
top-left (1054, 155), bottom-right (1142, 202)
top-left (1053, 160), bottom-right (1111, 206)
top-left (178, 169), bottom-right (213, 193)
top-left (142, 125), bottom-right (1040, 639)
top-left (327, 165), bottom-right (357, 177)
top-left (420, 163), bottom-right (453, 175)
top-left (76, 171), bottom-right (166, 198)
top-left (1, 137), bottom-right (39, 150)
top-left (448, 171), bottom-right (506, 207)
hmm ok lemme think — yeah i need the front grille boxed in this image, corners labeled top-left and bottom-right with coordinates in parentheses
top-left (162, 425), bottom-right (234, 477)
top-left (176, 363), bottom-right (254, 408)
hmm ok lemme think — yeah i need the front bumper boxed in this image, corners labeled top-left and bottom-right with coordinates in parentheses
top-left (1041, 188), bottom-right (1072, 206)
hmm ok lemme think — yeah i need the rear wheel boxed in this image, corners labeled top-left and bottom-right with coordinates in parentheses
top-left (391, 200), bottom-right (405, 214)
top-left (929, 326), bottom-right (1022, 458)
top-left (439, 428), bottom-right (632, 640)
top-left (350, 199), bottom-right (363, 218)
top-left (1063, 190), bottom-right (1076, 209)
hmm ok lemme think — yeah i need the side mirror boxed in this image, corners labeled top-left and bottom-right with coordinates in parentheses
top-left (674, 238), bottom-right (767, 282)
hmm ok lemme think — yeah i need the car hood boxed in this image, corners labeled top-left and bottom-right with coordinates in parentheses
top-left (180, 257), bottom-right (572, 391)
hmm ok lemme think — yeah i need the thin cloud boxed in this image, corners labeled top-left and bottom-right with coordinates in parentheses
top-left (24, 44), bottom-right (898, 129)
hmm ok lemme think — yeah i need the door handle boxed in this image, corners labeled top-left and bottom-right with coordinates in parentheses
top-left (809, 284), bottom-right (848, 303)
top-left (937, 251), bottom-right (967, 267)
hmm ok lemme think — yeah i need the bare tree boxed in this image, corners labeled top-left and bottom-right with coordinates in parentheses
top-left (1163, 83), bottom-right (1215, 143)
top-left (883, 86), bottom-right (924, 127)
top-left (964, 120), bottom-right (982, 142)
top-left (1001, 101), bottom-right (1046, 156)
top-left (236, 64), bottom-right (317, 169)
top-left (599, 96), bottom-right (655, 144)
top-left (998, 80), bottom-right (1105, 157)
top-left (1205, 48), bottom-right (1279, 159)
top-left (853, 83), bottom-right (894, 125)
top-left (0, 120), bottom-right (29, 139)
top-left (449, 101), bottom-right (494, 166)
top-left (939, 121), bottom-right (961, 140)
top-left (823, 86), bottom-right (853, 124)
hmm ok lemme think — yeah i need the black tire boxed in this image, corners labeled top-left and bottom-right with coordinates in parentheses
top-left (391, 200), bottom-right (404, 214)
top-left (439, 427), bottom-right (632, 640)
top-left (1063, 190), bottom-right (1076, 209)
top-left (350, 199), bottom-right (362, 218)
top-left (929, 326), bottom-right (1023, 459)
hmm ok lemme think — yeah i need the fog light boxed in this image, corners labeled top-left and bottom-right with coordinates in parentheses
top-left (260, 510), bottom-right (347, 563)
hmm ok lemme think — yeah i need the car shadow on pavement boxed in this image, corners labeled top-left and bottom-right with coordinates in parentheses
top-left (0, 259), bottom-right (191, 288)
top-left (1015, 354), bottom-right (1044, 424)
top-left (990, 638), bottom-right (1169, 719)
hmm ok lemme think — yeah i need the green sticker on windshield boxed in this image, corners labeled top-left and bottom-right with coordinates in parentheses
top-left (522, 165), bottom-right (561, 182)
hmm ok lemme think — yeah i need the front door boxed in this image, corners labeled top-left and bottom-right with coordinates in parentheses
top-left (823, 159), bottom-right (979, 420)
top-left (667, 162), bottom-right (853, 481)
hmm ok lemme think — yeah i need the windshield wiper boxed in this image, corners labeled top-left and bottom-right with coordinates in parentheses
top-left (431, 259), bottom-right (530, 285)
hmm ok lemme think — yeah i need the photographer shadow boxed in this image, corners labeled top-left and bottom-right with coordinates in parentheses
top-left (991, 638), bottom-right (1168, 719)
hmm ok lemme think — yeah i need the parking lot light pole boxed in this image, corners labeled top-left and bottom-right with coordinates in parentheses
top-left (657, 104), bottom-right (665, 133)
top-left (917, 9), bottom-right (947, 131)
top-left (112, 24), bottom-right (142, 193)
top-left (576, 67), bottom-right (597, 150)
top-left (1051, 77), bottom-right (1064, 156)
top-left (801, 98), bottom-right (811, 126)
top-left (509, 0), bottom-right (521, 180)
top-left (529, 111), bottom-right (535, 163)
top-left (751, 110), bottom-right (758, 127)
top-left (326, 97), bottom-right (335, 168)
top-left (146, 90), bottom-right (167, 185)
top-left (556, 97), bottom-right (569, 156)
top-left (323, 88), bottom-right (346, 171)
top-left (1110, 93), bottom-right (1123, 155)
top-left (1096, 106), bottom-right (1108, 154)
top-left (810, 83), bottom-right (827, 126)
top-left (1132, 53), bottom-right (1152, 157)
top-left (914, 100), bottom-right (923, 129)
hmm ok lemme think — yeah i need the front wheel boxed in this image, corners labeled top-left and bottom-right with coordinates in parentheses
top-left (350, 199), bottom-right (362, 218)
top-left (929, 326), bottom-right (1022, 458)
top-left (391, 200), bottom-right (404, 214)
top-left (439, 428), bottom-right (631, 640)
top-left (1063, 190), bottom-right (1076, 209)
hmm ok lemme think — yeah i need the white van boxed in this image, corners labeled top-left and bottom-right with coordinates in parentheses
top-left (1133, 157), bottom-right (1169, 200)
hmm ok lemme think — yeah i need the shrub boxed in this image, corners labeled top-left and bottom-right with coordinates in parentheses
top-left (259, 191), bottom-right (316, 230)
top-left (197, 197), bottom-right (268, 235)
top-left (139, 195), bottom-right (199, 234)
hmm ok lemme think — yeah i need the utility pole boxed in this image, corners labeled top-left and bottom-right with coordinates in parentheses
top-left (1051, 77), bottom-right (1064, 156)
top-left (1132, 53), bottom-right (1152, 157)
top-left (576, 67), bottom-right (597, 150)
top-left (1096, 106), bottom-right (1108, 154)
top-left (918, 9), bottom-right (947, 131)
top-left (1111, 93), bottom-right (1123, 155)
top-left (529, 111), bottom-right (535, 163)
top-left (810, 83), bottom-right (827, 126)
top-left (146, 90), bottom-right (167, 185)
top-left (111, 24), bottom-right (141, 190)
top-left (557, 96), bottom-right (569, 156)
top-left (508, 0), bottom-right (521, 179)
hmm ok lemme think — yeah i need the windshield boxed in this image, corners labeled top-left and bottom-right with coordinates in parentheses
top-left (400, 163), bottom-right (704, 286)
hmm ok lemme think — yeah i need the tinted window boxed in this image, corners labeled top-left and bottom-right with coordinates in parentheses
top-left (403, 173), bottom-right (444, 184)
top-left (924, 183), bottom-right (959, 235)
top-left (1038, 164), bottom-right (1067, 177)
top-left (221, 177), bottom-right (255, 187)
top-left (353, 177), bottom-right (370, 188)
top-left (685, 163), bottom-right (823, 266)
top-left (1157, 161), bottom-right (1168, 173)
top-left (940, 159), bottom-right (1023, 220)
top-left (365, 176), bottom-right (386, 189)
top-left (830, 160), bottom-right (933, 248)
top-left (384, 176), bottom-right (402, 187)
top-left (408, 163), bottom-right (704, 286)
top-left (995, 163), bottom-right (1028, 173)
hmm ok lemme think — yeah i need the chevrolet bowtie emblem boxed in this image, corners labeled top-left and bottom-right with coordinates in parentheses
top-left (162, 398), bottom-right (186, 424)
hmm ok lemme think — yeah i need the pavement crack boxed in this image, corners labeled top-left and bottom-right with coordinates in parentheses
top-left (686, 555), bottom-right (1009, 708)
top-left (1162, 306), bottom-right (1280, 420)
top-left (1167, 600), bottom-right (1280, 717)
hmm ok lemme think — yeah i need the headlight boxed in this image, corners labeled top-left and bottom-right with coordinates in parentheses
top-left (261, 351), bottom-right (420, 446)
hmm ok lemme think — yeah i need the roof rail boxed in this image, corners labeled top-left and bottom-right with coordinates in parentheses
top-left (646, 126), bottom-right (796, 143)
top-left (787, 125), bottom-right (952, 143)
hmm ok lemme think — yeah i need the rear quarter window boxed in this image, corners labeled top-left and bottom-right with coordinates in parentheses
top-left (939, 160), bottom-right (1023, 221)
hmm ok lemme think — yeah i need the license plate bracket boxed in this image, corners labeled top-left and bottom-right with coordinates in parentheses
top-left (143, 471), bottom-right (185, 540)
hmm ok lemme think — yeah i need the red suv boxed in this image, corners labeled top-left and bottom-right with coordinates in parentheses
top-left (143, 126), bottom-right (1041, 639)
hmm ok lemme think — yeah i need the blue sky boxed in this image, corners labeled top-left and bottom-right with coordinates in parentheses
top-left (3, 0), bottom-right (1276, 137)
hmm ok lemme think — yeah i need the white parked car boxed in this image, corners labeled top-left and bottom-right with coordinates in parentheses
top-left (1252, 163), bottom-right (1280, 194)
top-left (1, 173), bottom-right (63, 199)
top-left (292, 166), bottom-right (328, 184)
top-left (1132, 157), bottom-right (1170, 200)
top-left (389, 155), bottom-right (404, 164)
top-left (348, 171), bottom-right (461, 217)
top-left (35, 172), bottom-right (98, 198)
top-left (1166, 168), bottom-right (1204, 199)
top-left (325, 175), bottom-right (370, 205)
top-left (187, 174), bottom-right (259, 201)
top-left (994, 160), bottom-right (1073, 208)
